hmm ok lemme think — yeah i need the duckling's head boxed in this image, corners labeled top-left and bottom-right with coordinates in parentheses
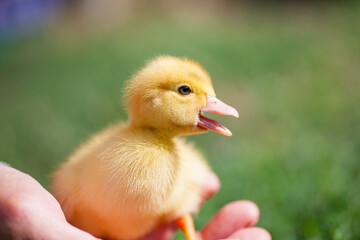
top-left (126, 56), bottom-right (238, 137)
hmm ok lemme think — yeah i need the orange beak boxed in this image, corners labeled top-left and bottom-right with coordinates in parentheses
top-left (197, 95), bottom-right (239, 136)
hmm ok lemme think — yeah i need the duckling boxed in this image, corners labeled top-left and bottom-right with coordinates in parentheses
top-left (51, 56), bottom-right (238, 240)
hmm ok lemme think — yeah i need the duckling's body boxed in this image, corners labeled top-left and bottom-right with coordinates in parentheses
top-left (53, 124), bottom-right (210, 239)
top-left (52, 56), bottom-right (238, 240)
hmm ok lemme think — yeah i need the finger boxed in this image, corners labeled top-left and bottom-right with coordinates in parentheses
top-left (0, 164), bottom-right (65, 218)
top-left (225, 227), bottom-right (271, 240)
top-left (0, 165), bottom-right (100, 240)
top-left (200, 201), bottom-right (259, 240)
top-left (201, 172), bottom-right (221, 201)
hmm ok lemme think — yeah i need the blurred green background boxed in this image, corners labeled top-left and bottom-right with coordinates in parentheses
top-left (1, 1), bottom-right (360, 239)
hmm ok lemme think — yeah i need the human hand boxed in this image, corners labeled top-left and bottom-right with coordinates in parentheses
top-left (0, 163), bottom-right (270, 240)
top-left (0, 163), bottom-right (99, 240)
top-left (141, 173), bottom-right (271, 240)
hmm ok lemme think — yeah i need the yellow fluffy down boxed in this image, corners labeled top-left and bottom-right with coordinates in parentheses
top-left (51, 56), bottom-right (214, 239)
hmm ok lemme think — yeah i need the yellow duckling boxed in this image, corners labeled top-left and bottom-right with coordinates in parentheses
top-left (51, 56), bottom-right (238, 240)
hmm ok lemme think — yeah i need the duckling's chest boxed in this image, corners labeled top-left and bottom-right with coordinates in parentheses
top-left (101, 138), bottom-right (183, 207)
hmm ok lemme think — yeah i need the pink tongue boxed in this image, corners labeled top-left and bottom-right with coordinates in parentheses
top-left (198, 114), bottom-right (232, 136)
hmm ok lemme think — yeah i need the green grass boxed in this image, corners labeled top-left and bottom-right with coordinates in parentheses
top-left (1, 3), bottom-right (360, 239)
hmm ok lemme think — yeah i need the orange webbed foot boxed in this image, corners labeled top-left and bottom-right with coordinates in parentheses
top-left (175, 214), bottom-right (198, 240)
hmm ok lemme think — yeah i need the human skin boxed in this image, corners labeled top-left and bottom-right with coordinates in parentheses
top-left (0, 163), bottom-right (271, 240)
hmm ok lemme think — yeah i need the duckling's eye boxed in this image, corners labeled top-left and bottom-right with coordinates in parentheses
top-left (178, 86), bottom-right (191, 95)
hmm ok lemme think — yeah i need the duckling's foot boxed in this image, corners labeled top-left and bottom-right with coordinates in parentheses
top-left (175, 214), bottom-right (198, 240)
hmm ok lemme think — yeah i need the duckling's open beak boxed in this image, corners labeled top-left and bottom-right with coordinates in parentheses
top-left (198, 95), bottom-right (239, 136)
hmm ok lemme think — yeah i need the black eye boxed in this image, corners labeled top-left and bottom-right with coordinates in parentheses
top-left (178, 86), bottom-right (191, 95)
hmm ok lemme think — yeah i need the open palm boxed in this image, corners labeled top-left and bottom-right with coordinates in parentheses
top-left (0, 164), bottom-right (270, 240)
